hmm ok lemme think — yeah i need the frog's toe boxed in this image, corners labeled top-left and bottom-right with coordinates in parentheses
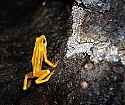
top-left (23, 85), bottom-right (27, 90)
top-left (35, 79), bottom-right (41, 84)
top-left (27, 80), bottom-right (31, 89)
top-left (53, 62), bottom-right (58, 68)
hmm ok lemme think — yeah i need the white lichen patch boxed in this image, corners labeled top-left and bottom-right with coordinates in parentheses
top-left (66, 5), bottom-right (124, 64)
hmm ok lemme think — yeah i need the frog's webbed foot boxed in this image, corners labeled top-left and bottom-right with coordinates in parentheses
top-left (23, 72), bottom-right (34, 90)
top-left (23, 80), bottom-right (32, 90)
top-left (23, 76), bottom-right (28, 90)
top-left (51, 61), bottom-right (58, 68)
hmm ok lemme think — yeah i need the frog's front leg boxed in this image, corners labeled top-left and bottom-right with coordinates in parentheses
top-left (35, 70), bottom-right (54, 84)
top-left (44, 51), bottom-right (58, 68)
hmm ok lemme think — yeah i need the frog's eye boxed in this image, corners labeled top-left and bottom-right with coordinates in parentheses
top-left (38, 35), bottom-right (46, 44)
top-left (42, 37), bottom-right (46, 43)
top-left (43, 39), bottom-right (45, 43)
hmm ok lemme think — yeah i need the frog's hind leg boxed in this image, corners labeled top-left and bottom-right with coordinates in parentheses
top-left (23, 72), bottom-right (34, 90)
top-left (35, 70), bottom-right (54, 84)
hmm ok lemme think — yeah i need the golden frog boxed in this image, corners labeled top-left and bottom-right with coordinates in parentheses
top-left (23, 35), bottom-right (58, 90)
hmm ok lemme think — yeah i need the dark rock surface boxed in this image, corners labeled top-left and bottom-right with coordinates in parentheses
top-left (0, 0), bottom-right (125, 105)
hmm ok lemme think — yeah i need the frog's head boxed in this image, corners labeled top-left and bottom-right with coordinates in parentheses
top-left (36, 35), bottom-right (47, 46)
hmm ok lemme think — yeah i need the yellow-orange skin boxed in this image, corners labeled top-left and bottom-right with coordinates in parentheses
top-left (23, 35), bottom-right (58, 90)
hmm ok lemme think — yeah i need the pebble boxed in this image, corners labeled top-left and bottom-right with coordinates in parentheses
top-left (84, 62), bottom-right (94, 70)
top-left (80, 80), bottom-right (88, 89)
